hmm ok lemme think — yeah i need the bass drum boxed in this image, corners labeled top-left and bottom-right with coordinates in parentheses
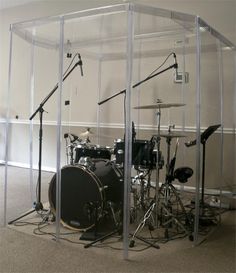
top-left (48, 160), bottom-right (123, 231)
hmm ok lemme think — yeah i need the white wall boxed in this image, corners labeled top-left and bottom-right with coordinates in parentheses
top-left (0, 0), bottom-right (235, 191)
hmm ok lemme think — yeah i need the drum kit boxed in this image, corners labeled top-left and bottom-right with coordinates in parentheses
top-left (48, 101), bottom-right (194, 246)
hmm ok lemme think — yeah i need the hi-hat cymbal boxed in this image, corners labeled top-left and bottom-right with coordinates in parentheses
top-left (160, 132), bottom-right (186, 138)
top-left (134, 103), bottom-right (185, 109)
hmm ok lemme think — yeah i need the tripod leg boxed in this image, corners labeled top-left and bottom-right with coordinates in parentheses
top-left (129, 201), bottom-right (158, 248)
top-left (84, 228), bottom-right (120, 248)
top-left (8, 208), bottom-right (36, 225)
top-left (133, 234), bottom-right (160, 249)
top-left (169, 183), bottom-right (192, 227)
top-left (159, 184), bottom-right (192, 238)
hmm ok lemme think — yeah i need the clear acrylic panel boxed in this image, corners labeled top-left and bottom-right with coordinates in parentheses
top-left (192, 19), bottom-right (236, 244)
top-left (128, 8), bottom-right (197, 249)
top-left (5, 20), bottom-right (62, 238)
top-left (221, 42), bottom-right (236, 211)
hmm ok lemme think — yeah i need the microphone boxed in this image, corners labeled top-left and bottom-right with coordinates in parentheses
top-left (78, 54), bottom-right (83, 76)
top-left (173, 53), bottom-right (178, 76)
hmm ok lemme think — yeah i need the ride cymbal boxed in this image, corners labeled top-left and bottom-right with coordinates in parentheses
top-left (159, 132), bottom-right (186, 138)
top-left (134, 103), bottom-right (185, 109)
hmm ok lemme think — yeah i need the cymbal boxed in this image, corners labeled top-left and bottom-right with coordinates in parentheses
top-left (80, 128), bottom-right (114, 139)
top-left (80, 128), bottom-right (94, 137)
top-left (134, 103), bottom-right (185, 109)
top-left (160, 132), bottom-right (186, 138)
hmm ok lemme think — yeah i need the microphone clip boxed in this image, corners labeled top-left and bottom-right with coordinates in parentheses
top-left (77, 54), bottom-right (83, 76)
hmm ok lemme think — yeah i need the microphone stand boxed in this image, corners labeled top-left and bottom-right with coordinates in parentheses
top-left (90, 63), bottom-right (177, 249)
top-left (8, 60), bottom-right (80, 224)
top-left (98, 63), bottom-right (177, 105)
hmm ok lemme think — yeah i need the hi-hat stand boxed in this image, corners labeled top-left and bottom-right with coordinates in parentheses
top-left (8, 56), bottom-right (82, 225)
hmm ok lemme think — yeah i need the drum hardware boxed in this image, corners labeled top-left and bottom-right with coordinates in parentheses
top-left (129, 200), bottom-right (159, 249)
top-left (130, 136), bottom-right (193, 246)
top-left (80, 201), bottom-right (105, 241)
top-left (84, 217), bottom-right (123, 249)
top-left (8, 54), bottom-right (82, 225)
top-left (83, 199), bottom-right (123, 248)
top-left (64, 133), bottom-right (85, 165)
top-left (132, 170), bottom-right (153, 211)
top-left (78, 156), bottom-right (96, 171)
top-left (158, 137), bottom-right (193, 239)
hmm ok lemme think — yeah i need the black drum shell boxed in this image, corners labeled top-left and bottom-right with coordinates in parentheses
top-left (74, 146), bottom-right (111, 163)
top-left (48, 160), bottom-right (123, 231)
top-left (114, 139), bottom-right (156, 169)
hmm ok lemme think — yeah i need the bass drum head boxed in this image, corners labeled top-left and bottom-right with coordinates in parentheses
top-left (48, 165), bottom-right (103, 231)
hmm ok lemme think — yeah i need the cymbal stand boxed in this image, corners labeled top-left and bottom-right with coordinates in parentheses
top-left (129, 200), bottom-right (159, 249)
top-left (129, 107), bottom-right (162, 247)
top-left (158, 136), bottom-right (191, 239)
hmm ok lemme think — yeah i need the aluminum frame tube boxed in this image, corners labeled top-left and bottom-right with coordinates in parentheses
top-left (55, 17), bottom-right (65, 241)
top-left (122, 4), bottom-right (134, 260)
top-left (193, 16), bottom-right (201, 245)
top-left (3, 26), bottom-right (13, 226)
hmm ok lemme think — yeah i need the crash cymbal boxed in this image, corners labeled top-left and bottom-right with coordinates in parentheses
top-left (80, 129), bottom-right (114, 140)
top-left (134, 103), bottom-right (185, 109)
top-left (80, 128), bottom-right (94, 137)
top-left (160, 132), bottom-right (186, 138)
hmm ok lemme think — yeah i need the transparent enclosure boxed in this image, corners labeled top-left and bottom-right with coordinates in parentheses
top-left (3, 3), bottom-right (235, 257)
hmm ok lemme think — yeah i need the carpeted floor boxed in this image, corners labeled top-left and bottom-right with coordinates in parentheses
top-left (0, 211), bottom-right (235, 273)
top-left (0, 166), bottom-right (235, 273)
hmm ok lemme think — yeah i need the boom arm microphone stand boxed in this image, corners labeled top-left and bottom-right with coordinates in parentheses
top-left (8, 59), bottom-right (81, 225)
top-left (85, 63), bottom-right (177, 249)
top-left (98, 63), bottom-right (177, 106)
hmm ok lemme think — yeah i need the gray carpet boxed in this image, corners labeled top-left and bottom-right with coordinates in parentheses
top-left (0, 166), bottom-right (235, 272)
top-left (0, 211), bottom-right (235, 272)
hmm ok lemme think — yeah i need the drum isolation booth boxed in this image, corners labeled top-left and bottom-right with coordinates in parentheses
top-left (8, 51), bottom-right (221, 250)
